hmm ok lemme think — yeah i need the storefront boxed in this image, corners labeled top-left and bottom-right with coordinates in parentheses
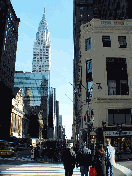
top-left (104, 131), bottom-right (132, 156)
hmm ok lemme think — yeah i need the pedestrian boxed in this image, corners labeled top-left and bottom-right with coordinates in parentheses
top-left (45, 147), bottom-right (48, 162)
top-left (34, 147), bottom-right (37, 161)
top-left (77, 146), bottom-right (91, 176)
top-left (61, 147), bottom-right (76, 176)
top-left (83, 149), bottom-right (92, 176)
top-left (123, 142), bottom-right (126, 155)
top-left (36, 145), bottom-right (40, 158)
top-left (105, 139), bottom-right (115, 176)
top-left (94, 145), bottom-right (105, 176)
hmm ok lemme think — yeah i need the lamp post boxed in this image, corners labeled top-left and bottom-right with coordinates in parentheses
top-left (78, 82), bottom-right (102, 149)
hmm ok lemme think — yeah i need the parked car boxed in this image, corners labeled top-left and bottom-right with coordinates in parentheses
top-left (0, 147), bottom-right (14, 156)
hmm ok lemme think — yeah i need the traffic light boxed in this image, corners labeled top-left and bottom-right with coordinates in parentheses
top-left (102, 121), bottom-right (106, 130)
top-left (92, 135), bottom-right (95, 139)
top-left (84, 114), bottom-right (86, 122)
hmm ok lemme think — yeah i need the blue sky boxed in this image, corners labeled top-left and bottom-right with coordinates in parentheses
top-left (11, 0), bottom-right (74, 139)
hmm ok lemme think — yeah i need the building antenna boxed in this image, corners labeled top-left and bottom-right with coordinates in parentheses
top-left (44, 7), bottom-right (45, 14)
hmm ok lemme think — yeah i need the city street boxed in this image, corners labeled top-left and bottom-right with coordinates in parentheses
top-left (0, 155), bottom-right (132, 176)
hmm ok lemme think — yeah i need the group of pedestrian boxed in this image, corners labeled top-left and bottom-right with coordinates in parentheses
top-left (61, 145), bottom-right (92, 176)
top-left (31, 139), bottom-right (115, 176)
top-left (31, 144), bottom-right (62, 162)
top-left (61, 139), bottom-right (115, 176)
top-left (92, 139), bottom-right (115, 176)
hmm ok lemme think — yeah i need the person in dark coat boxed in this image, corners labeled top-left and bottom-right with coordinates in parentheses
top-left (61, 147), bottom-right (76, 176)
top-left (94, 145), bottom-right (106, 176)
top-left (78, 148), bottom-right (92, 176)
top-left (123, 142), bottom-right (126, 155)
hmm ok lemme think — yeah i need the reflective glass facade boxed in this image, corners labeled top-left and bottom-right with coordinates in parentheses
top-left (14, 72), bottom-right (50, 107)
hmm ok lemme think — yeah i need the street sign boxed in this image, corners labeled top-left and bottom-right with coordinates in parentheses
top-left (103, 131), bottom-right (132, 136)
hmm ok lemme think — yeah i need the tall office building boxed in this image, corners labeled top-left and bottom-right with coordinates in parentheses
top-left (32, 8), bottom-right (51, 76)
top-left (0, 0), bottom-right (20, 140)
top-left (47, 87), bottom-right (56, 139)
top-left (59, 115), bottom-right (62, 127)
top-left (14, 71), bottom-right (50, 139)
top-left (55, 100), bottom-right (59, 139)
top-left (73, 0), bottom-right (132, 147)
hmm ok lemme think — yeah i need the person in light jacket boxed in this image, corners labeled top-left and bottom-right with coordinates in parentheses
top-left (105, 139), bottom-right (115, 176)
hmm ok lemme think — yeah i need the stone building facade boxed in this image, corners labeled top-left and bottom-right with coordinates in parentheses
top-left (79, 18), bottom-right (132, 148)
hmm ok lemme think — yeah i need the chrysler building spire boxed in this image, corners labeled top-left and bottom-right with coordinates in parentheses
top-left (32, 8), bottom-right (51, 74)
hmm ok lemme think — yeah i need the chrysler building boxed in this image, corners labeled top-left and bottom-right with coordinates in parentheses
top-left (32, 8), bottom-right (51, 74)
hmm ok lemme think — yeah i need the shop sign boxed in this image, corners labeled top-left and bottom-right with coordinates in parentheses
top-left (103, 131), bottom-right (132, 136)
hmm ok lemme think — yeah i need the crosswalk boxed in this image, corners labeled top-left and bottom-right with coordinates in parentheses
top-left (0, 163), bottom-right (81, 175)
top-left (0, 156), bottom-right (32, 162)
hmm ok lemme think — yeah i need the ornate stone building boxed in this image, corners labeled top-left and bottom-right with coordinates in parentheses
top-left (80, 18), bottom-right (132, 152)
top-left (11, 88), bottom-right (29, 138)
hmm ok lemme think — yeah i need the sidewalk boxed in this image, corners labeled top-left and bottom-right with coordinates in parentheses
top-left (115, 153), bottom-right (132, 161)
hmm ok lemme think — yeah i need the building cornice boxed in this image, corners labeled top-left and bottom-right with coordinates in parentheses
top-left (81, 19), bottom-right (132, 35)
top-left (92, 97), bottom-right (132, 103)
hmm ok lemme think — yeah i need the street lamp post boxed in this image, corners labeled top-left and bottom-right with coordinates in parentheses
top-left (78, 82), bottom-right (102, 149)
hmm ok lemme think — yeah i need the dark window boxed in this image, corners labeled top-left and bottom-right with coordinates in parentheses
top-left (118, 36), bottom-right (127, 48)
top-left (86, 60), bottom-right (92, 82)
top-left (120, 80), bottom-right (129, 95)
top-left (85, 38), bottom-right (91, 51)
top-left (108, 109), bottom-right (132, 126)
top-left (102, 36), bottom-right (111, 47)
top-left (106, 58), bottom-right (129, 95)
top-left (86, 60), bottom-right (93, 97)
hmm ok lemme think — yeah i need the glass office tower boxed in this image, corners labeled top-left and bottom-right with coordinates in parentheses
top-left (14, 71), bottom-right (50, 139)
top-left (14, 71), bottom-right (49, 107)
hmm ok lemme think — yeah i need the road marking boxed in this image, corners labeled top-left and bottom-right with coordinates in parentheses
top-left (0, 163), bottom-right (81, 175)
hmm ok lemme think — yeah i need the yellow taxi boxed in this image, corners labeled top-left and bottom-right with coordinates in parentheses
top-left (0, 147), bottom-right (14, 156)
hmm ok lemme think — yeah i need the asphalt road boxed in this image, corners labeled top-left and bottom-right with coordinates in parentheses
top-left (0, 158), bottom-right (132, 175)
top-left (0, 149), bottom-right (132, 176)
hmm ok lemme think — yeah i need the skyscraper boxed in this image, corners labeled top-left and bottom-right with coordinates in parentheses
top-left (14, 71), bottom-right (50, 139)
top-left (32, 8), bottom-right (51, 75)
top-left (0, 0), bottom-right (20, 140)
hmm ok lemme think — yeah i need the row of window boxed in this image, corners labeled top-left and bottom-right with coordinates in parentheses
top-left (33, 65), bottom-right (49, 68)
top-left (85, 36), bottom-right (127, 51)
top-left (32, 70), bottom-right (49, 73)
top-left (33, 60), bottom-right (49, 63)
top-left (85, 58), bottom-right (129, 96)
